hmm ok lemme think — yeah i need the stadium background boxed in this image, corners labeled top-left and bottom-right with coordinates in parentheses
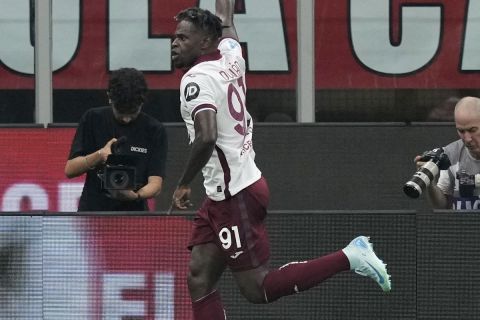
top-left (1, 0), bottom-right (480, 318)
top-left (1, 124), bottom-right (477, 319)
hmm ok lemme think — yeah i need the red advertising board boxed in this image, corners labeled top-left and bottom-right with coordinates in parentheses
top-left (0, 126), bottom-right (194, 317)
top-left (0, 128), bottom-right (69, 211)
top-left (86, 216), bottom-right (193, 319)
top-left (0, 0), bottom-right (297, 90)
top-left (1, 128), bottom-right (85, 212)
top-left (0, 127), bottom-right (160, 212)
top-left (0, 0), bottom-right (477, 91)
top-left (315, 0), bottom-right (480, 88)
top-left (0, 215), bottom-right (193, 319)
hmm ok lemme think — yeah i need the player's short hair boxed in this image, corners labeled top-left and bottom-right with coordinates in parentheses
top-left (108, 68), bottom-right (147, 114)
top-left (175, 7), bottom-right (222, 41)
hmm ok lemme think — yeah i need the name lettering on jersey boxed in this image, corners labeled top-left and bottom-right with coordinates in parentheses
top-left (219, 60), bottom-right (241, 81)
top-left (184, 82), bottom-right (200, 102)
top-left (240, 139), bottom-right (253, 156)
top-left (131, 146), bottom-right (147, 154)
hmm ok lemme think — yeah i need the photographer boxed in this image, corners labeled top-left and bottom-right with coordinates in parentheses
top-left (414, 96), bottom-right (480, 210)
top-left (64, 68), bottom-right (167, 211)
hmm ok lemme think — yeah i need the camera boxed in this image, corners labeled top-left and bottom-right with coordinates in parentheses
top-left (98, 136), bottom-right (139, 190)
top-left (103, 160), bottom-right (136, 190)
top-left (456, 170), bottom-right (480, 197)
top-left (100, 154), bottom-right (138, 190)
top-left (403, 147), bottom-right (451, 198)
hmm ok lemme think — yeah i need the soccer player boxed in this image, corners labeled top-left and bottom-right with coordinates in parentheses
top-left (170, 1), bottom-right (391, 318)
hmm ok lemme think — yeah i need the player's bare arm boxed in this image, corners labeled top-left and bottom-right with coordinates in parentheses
top-left (216, 0), bottom-right (238, 41)
top-left (173, 110), bottom-right (217, 209)
top-left (178, 110), bottom-right (217, 187)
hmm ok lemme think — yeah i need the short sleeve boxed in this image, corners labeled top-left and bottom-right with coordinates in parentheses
top-left (68, 110), bottom-right (95, 160)
top-left (180, 73), bottom-right (217, 121)
top-left (218, 38), bottom-right (242, 57)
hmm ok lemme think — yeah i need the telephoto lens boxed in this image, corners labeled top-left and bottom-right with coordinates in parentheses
top-left (404, 161), bottom-right (440, 198)
top-left (403, 148), bottom-right (451, 198)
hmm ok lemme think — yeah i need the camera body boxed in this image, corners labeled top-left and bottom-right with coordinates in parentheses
top-left (103, 164), bottom-right (136, 190)
top-left (456, 170), bottom-right (480, 197)
top-left (404, 148), bottom-right (451, 198)
top-left (100, 154), bottom-right (138, 190)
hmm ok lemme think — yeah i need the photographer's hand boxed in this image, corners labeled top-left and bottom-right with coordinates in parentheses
top-left (65, 137), bottom-right (117, 179)
top-left (414, 155), bottom-right (426, 170)
top-left (101, 138), bottom-right (117, 161)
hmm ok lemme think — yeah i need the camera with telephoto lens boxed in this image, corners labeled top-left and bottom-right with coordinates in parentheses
top-left (456, 169), bottom-right (480, 197)
top-left (99, 137), bottom-right (138, 190)
top-left (403, 147), bottom-right (451, 198)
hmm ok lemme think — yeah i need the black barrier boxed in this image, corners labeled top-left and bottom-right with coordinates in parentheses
top-left (417, 210), bottom-right (480, 320)
top-left (2, 210), bottom-right (479, 319)
top-left (156, 123), bottom-right (458, 212)
top-left (0, 123), bottom-right (458, 212)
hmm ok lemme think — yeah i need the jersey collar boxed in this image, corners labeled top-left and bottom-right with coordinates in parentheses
top-left (190, 50), bottom-right (222, 69)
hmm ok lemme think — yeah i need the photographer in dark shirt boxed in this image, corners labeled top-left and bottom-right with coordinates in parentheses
top-left (65, 68), bottom-right (167, 211)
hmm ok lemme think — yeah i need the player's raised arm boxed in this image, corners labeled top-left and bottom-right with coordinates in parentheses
top-left (216, 0), bottom-right (238, 41)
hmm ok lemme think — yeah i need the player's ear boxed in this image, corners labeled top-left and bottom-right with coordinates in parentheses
top-left (201, 36), bottom-right (215, 50)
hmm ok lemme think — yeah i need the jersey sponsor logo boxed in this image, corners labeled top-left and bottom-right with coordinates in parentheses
top-left (226, 39), bottom-right (239, 49)
top-left (131, 146), bottom-right (147, 154)
top-left (240, 139), bottom-right (253, 156)
top-left (184, 82), bottom-right (200, 102)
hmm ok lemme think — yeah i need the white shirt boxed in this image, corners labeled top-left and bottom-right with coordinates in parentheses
top-left (179, 38), bottom-right (261, 201)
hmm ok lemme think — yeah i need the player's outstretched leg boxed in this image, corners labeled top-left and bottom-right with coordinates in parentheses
top-left (260, 250), bottom-right (351, 303)
top-left (342, 236), bottom-right (392, 292)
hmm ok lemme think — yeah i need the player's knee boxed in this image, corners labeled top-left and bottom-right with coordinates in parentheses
top-left (241, 291), bottom-right (266, 304)
top-left (187, 260), bottom-right (213, 295)
top-left (187, 270), bottom-right (209, 298)
top-left (233, 267), bottom-right (270, 304)
top-left (187, 263), bottom-right (203, 289)
top-left (237, 283), bottom-right (267, 304)
top-left (246, 294), bottom-right (266, 304)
